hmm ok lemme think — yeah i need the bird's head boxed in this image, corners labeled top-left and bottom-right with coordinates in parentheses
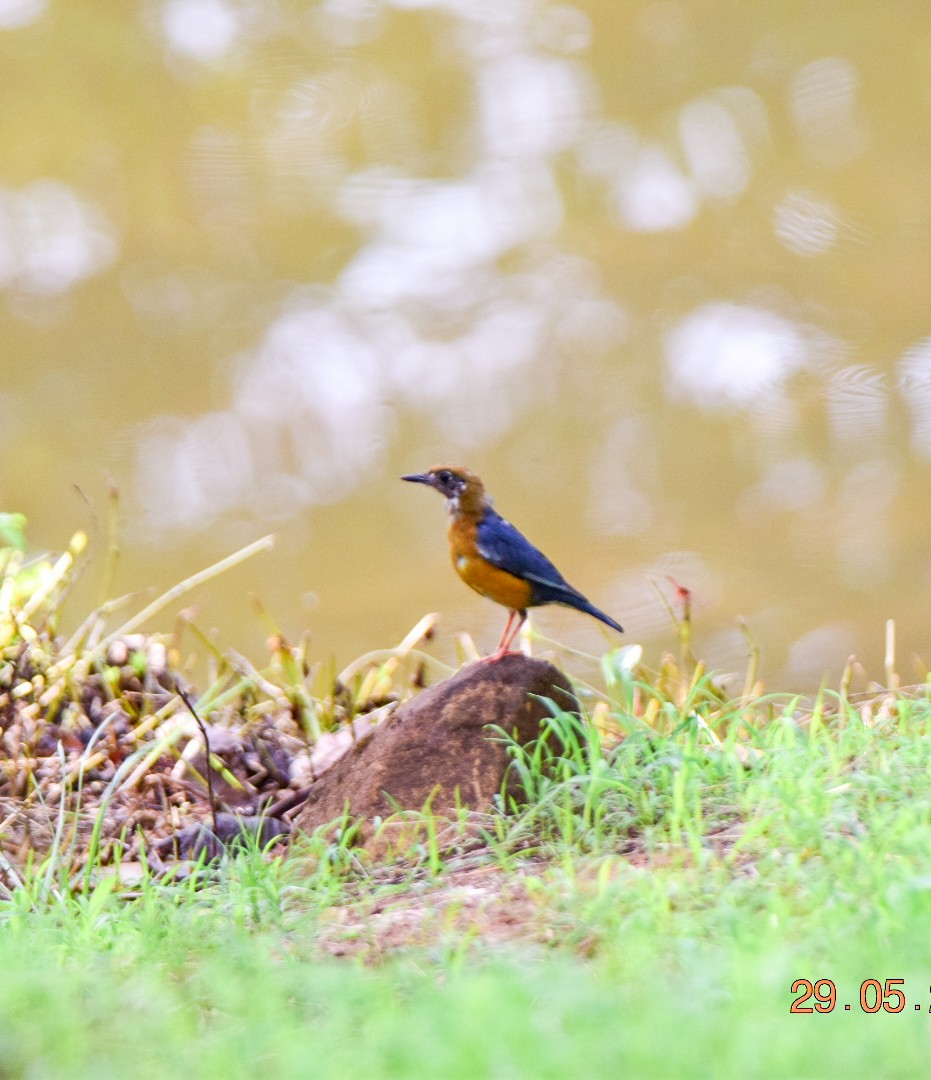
top-left (401, 464), bottom-right (488, 515)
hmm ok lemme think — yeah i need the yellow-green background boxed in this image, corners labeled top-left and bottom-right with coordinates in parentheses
top-left (2, 0), bottom-right (930, 684)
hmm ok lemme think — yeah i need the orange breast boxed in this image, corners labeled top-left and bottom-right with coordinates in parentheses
top-left (448, 516), bottom-right (534, 612)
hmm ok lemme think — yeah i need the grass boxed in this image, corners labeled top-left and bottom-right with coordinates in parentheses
top-left (3, 691), bottom-right (931, 1078)
top-left (3, 521), bottom-right (931, 1077)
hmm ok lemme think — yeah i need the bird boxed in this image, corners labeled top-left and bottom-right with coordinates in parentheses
top-left (401, 464), bottom-right (623, 660)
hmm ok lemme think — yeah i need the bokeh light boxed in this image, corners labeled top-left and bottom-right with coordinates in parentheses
top-left (1, 1), bottom-right (930, 686)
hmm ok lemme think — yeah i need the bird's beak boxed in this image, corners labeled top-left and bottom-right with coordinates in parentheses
top-left (401, 472), bottom-right (436, 488)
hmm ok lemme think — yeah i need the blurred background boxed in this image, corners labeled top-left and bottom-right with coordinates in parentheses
top-left (2, 0), bottom-right (930, 686)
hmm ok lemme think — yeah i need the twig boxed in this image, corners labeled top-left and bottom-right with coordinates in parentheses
top-left (109, 535), bottom-right (275, 643)
top-left (885, 619), bottom-right (898, 690)
top-left (99, 477), bottom-right (122, 610)
top-left (175, 683), bottom-right (217, 839)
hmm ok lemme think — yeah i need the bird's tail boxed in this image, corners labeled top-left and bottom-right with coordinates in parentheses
top-left (572, 596), bottom-right (624, 635)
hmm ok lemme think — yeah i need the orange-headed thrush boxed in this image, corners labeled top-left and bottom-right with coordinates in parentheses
top-left (402, 465), bottom-right (624, 659)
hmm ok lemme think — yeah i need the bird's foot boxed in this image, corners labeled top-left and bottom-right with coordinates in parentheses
top-left (480, 646), bottom-right (524, 664)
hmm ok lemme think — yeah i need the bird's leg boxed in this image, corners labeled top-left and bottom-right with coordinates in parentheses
top-left (483, 611), bottom-right (526, 663)
top-left (497, 611), bottom-right (517, 651)
top-left (503, 611), bottom-right (526, 651)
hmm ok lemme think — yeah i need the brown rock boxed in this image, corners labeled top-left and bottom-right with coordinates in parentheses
top-left (291, 654), bottom-right (576, 841)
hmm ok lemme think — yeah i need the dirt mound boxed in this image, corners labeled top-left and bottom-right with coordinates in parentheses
top-left (293, 654), bottom-right (576, 840)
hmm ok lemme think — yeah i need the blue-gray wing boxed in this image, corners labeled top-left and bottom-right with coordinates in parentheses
top-left (475, 509), bottom-right (625, 633)
top-left (475, 510), bottom-right (579, 603)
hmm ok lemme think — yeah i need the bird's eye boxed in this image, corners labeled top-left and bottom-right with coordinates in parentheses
top-left (437, 470), bottom-right (452, 484)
